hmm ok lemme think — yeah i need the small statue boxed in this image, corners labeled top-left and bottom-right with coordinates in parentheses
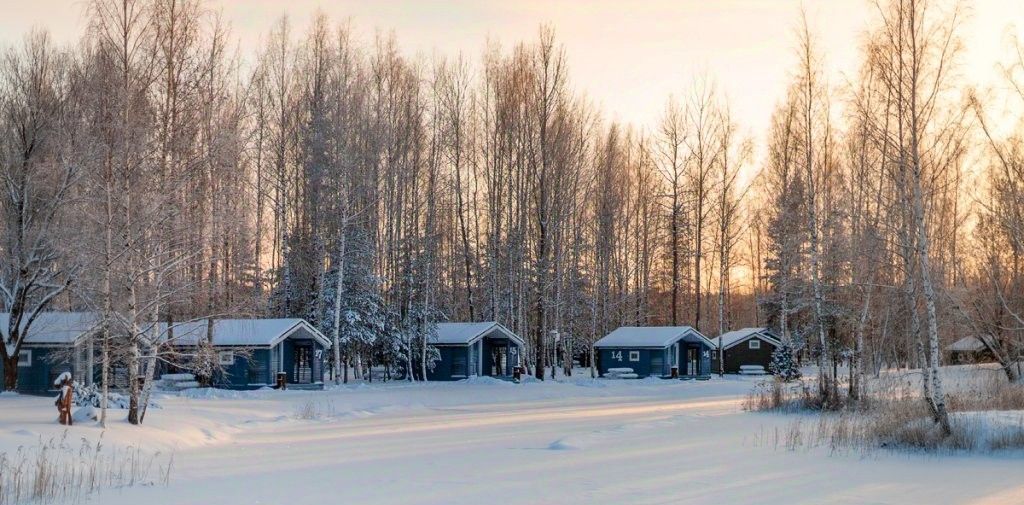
top-left (54, 373), bottom-right (73, 426)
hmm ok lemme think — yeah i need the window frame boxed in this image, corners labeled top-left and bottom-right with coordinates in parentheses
top-left (748, 339), bottom-right (761, 350)
top-left (17, 349), bottom-right (31, 367)
top-left (628, 350), bottom-right (640, 362)
top-left (218, 350), bottom-right (235, 366)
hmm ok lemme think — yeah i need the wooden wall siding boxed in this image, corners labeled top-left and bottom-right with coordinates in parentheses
top-left (713, 337), bottom-right (777, 373)
top-left (282, 339), bottom-right (295, 383)
top-left (1, 346), bottom-right (75, 394)
top-left (270, 345), bottom-right (280, 378)
top-left (597, 343), bottom-right (712, 378)
top-left (597, 348), bottom-right (661, 377)
top-left (428, 339), bottom-right (522, 381)
top-left (468, 341), bottom-right (480, 376)
top-left (427, 346), bottom-right (467, 381)
top-left (212, 348), bottom-right (271, 388)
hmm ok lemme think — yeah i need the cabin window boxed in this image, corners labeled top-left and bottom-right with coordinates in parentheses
top-left (629, 351), bottom-right (640, 362)
top-left (749, 340), bottom-right (761, 350)
top-left (218, 350), bottom-right (235, 365)
top-left (17, 350), bottom-right (31, 367)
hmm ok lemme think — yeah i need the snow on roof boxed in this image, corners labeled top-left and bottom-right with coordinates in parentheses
top-left (714, 328), bottom-right (782, 350)
top-left (0, 312), bottom-right (100, 345)
top-left (434, 322), bottom-right (524, 347)
top-left (163, 319), bottom-right (330, 348)
top-left (594, 326), bottom-right (712, 348)
top-left (947, 336), bottom-right (987, 352)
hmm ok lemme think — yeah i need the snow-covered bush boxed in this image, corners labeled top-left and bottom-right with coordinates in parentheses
top-left (769, 343), bottom-right (802, 382)
top-left (71, 381), bottom-right (158, 409)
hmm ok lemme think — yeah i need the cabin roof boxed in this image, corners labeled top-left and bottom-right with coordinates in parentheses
top-left (947, 336), bottom-right (988, 352)
top-left (161, 318), bottom-right (331, 348)
top-left (434, 322), bottom-right (524, 347)
top-left (714, 328), bottom-right (782, 350)
top-left (0, 312), bottom-right (99, 345)
top-left (594, 326), bottom-right (713, 348)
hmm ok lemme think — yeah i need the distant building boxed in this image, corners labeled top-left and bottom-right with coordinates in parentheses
top-left (946, 336), bottom-right (996, 365)
top-left (426, 322), bottom-right (524, 381)
top-left (712, 328), bottom-right (782, 374)
top-left (594, 326), bottom-right (714, 378)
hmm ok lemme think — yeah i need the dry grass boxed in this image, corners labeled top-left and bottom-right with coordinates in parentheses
top-left (0, 431), bottom-right (173, 505)
top-left (747, 369), bottom-right (1024, 454)
top-left (294, 399), bottom-right (336, 420)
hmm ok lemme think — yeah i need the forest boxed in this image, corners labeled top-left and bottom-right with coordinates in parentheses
top-left (0, 0), bottom-right (1022, 435)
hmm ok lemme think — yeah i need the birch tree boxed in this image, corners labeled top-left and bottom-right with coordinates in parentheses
top-left (0, 30), bottom-right (76, 391)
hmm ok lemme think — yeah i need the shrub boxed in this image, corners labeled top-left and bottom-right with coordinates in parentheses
top-left (0, 432), bottom-right (172, 505)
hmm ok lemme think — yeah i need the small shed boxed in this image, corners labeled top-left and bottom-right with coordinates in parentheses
top-left (427, 322), bottom-right (524, 381)
top-left (712, 327), bottom-right (782, 374)
top-left (0, 312), bottom-right (99, 394)
top-left (946, 336), bottom-right (996, 365)
top-left (594, 326), bottom-right (714, 378)
top-left (163, 318), bottom-right (331, 389)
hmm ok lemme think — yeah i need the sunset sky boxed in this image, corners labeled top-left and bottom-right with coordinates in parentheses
top-left (2, 0), bottom-right (1020, 155)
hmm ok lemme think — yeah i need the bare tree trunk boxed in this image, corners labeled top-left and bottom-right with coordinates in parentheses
top-left (914, 178), bottom-right (951, 433)
top-left (331, 217), bottom-right (346, 385)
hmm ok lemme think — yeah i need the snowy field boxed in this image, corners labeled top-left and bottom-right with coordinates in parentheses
top-left (1, 373), bottom-right (1023, 505)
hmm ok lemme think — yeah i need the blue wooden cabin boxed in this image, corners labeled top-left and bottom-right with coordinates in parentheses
top-left (0, 312), bottom-right (99, 394)
top-left (427, 322), bottom-right (524, 381)
top-left (162, 318), bottom-right (331, 389)
top-left (1, 313), bottom-right (331, 393)
top-left (594, 326), bottom-right (714, 378)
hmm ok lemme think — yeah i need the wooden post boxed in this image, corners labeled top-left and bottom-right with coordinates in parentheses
top-left (56, 376), bottom-right (73, 425)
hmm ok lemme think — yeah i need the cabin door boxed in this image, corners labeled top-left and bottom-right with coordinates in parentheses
top-left (489, 343), bottom-right (508, 376)
top-left (687, 347), bottom-right (699, 376)
top-left (294, 344), bottom-right (313, 383)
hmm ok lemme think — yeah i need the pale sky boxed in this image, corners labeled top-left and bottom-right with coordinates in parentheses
top-left (1, 0), bottom-right (1021, 156)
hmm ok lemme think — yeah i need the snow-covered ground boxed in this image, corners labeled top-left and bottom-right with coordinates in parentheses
top-left (1, 373), bottom-right (1022, 505)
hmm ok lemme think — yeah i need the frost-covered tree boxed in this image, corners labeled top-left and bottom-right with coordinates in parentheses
top-left (0, 30), bottom-right (76, 391)
top-left (769, 343), bottom-right (802, 382)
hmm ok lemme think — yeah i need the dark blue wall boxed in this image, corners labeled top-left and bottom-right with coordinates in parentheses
top-left (597, 343), bottom-right (712, 378)
top-left (427, 341), bottom-right (522, 381)
top-left (596, 348), bottom-right (664, 378)
top-left (2, 346), bottom-right (73, 394)
top-left (427, 346), bottom-right (469, 381)
top-left (213, 341), bottom-right (326, 389)
top-left (213, 348), bottom-right (271, 388)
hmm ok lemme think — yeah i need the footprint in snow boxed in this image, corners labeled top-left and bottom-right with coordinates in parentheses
top-left (546, 438), bottom-right (579, 450)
